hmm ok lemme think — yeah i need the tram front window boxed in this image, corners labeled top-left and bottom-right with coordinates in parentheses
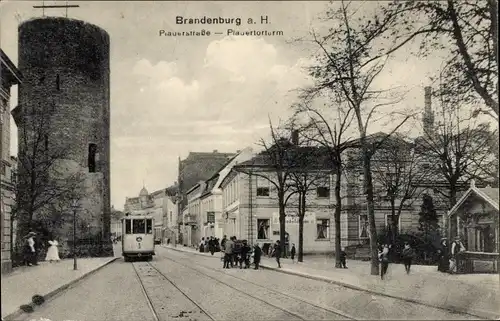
top-left (146, 219), bottom-right (153, 234)
top-left (133, 219), bottom-right (146, 234)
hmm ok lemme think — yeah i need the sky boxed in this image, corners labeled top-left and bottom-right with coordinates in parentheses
top-left (1, 1), bottom-right (456, 210)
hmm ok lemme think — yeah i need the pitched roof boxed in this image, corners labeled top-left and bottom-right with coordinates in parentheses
top-left (234, 146), bottom-right (335, 170)
top-left (447, 181), bottom-right (499, 217)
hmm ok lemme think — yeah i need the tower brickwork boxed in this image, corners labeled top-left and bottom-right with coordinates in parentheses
top-left (13, 17), bottom-right (111, 255)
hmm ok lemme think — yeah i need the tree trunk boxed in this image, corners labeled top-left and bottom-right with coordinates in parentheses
top-left (278, 193), bottom-right (286, 258)
top-left (363, 152), bottom-right (379, 276)
top-left (390, 199), bottom-right (397, 244)
top-left (334, 167), bottom-right (342, 268)
top-left (298, 194), bottom-right (304, 262)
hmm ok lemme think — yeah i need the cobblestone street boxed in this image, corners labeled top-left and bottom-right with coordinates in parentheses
top-left (18, 247), bottom-right (486, 321)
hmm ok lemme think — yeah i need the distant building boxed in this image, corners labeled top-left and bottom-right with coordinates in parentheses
top-left (178, 150), bottom-right (236, 210)
top-left (110, 206), bottom-right (124, 239)
top-left (124, 185), bottom-right (178, 244)
top-left (1, 49), bottom-right (22, 274)
top-left (163, 184), bottom-right (179, 244)
top-left (199, 147), bottom-right (255, 240)
top-left (177, 150), bottom-right (237, 244)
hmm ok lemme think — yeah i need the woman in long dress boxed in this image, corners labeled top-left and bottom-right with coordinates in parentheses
top-left (45, 240), bottom-right (60, 263)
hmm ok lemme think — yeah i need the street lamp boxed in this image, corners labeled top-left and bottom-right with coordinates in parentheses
top-left (71, 199), bottom-right (79, 270)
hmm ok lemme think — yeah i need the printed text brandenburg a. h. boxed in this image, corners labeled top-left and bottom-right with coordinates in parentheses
top-left (176, 16), bottom-right (242, 26)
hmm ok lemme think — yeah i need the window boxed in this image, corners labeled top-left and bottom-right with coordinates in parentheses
top-left (207, 212), bottom-right (215, 223)
top-left (359, 214), bottom-right (368, 238)
top-left (317, 187), bottom-right (330, 198)
top-left (146, 219), bottom-right (153, 234)
top-left (170, 211), bottom-right (172, 223)
top-left (257, 187), bottom-right (270, 197)
top-left (44, 135), bottom-right (49, 151)
top-left (88, 143), bottom-right (97, 173)
top-left (384, 214), bottom-right (401, 233)
top-left (56, 74), bottom-right (60, 90)
top-left (317, 219), bottom-right (330, 239)
top-left (133, 219), bottom-right (146, 234)
top-left (257, 219), bottom-right (270, 239)
top-left (125, 220), bottom-right (132, 234)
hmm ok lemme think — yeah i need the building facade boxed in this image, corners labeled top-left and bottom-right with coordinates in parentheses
top-left (163, 185), bottom-right (179, 244)
top-left (12, 18), bottom-right (112, 255)
top-left (198, 147), bottom-right (255, 241)
top-left (177, 150), bottom-right (237, 243)
top-left (124, 186), bottom-right (179, 244)
top-left (1, 49), bottom-right (22, 273)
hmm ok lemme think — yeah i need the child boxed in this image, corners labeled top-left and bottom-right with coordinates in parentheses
top-left (290, 243), bottom-right (296, 263)
top-left (340, 247), bottom-right (347, 268)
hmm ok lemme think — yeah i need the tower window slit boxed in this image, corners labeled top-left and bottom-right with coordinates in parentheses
top-left (56, 74), bottom-right (60, 90)
top-left (88, 143), bottom-right (97, 173)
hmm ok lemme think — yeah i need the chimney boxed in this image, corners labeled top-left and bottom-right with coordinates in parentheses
top-left (424, 86), bottom-right (432, 112)
top-left (291, 130), bottom-right (299, 145)
top-left (213, 149), bottom-right (218, 153)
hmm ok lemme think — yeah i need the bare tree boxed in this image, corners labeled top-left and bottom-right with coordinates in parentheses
top-left (12, 102), bottom-right (86, 254)
top-left (283, 128), bottom-right (333, 263)
top-left (234, 119), bottom-right (296, 258)
top-left (415, 102), bottom-right (496, 209)
top-left (306, 0), bottom-right (413, 275)
top-left (363, 0), bottom-right (498, 119)
top-left (292, 96), bottom-right (354, 267)
top-left (371, 135), bottom-right (431, 243)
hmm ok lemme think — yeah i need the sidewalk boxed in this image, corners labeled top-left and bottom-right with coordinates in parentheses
top-left (163, 244), bottom-right (500, 320)
top-left (1, 244), bottom-right (121, 320)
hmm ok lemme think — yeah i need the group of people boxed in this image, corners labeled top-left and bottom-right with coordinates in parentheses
top-left (22, 231), bottom-right (61, 266)
top-left (377, 236), bottom-right (467, 280)
top-left (437, 236), bottom-right (467, 274)
top-left (219, 235), bottom-right (265, 269)
top-left (199, 236), bottom-right (222, 255)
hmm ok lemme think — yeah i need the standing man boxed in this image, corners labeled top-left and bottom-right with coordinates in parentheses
top-left (223, 236), bottom-right (234, 269)
top-left (253, 243), bottom-right (262, 270)
top-left (274, 240), bottom-right (282, 268)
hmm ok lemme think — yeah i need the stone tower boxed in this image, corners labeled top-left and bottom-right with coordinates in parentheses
top-left (12, 17), bottom-right (112, 255)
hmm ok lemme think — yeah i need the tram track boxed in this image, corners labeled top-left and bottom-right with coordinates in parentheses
top-left (163, 252), bottom-right (481, 321)
top-left (159, 255), bottom-right (356, 320)
top-left (132, 261), bottom-right (215, 321)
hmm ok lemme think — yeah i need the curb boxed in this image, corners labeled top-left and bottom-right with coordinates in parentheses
top-left (3, 257), bottom-right (119, 321)
top-left (164, 246), bottom-right (500, 320)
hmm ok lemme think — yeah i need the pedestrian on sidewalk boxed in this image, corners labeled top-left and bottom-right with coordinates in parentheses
top-left (223, 236), bottom-right (234, 269)
top-left (23, 232), bottom-right (38, 266)
top-left (450, 236), bottom-right (466, 273)
top-left (437, 238), bottom-right (450, 273)
top-left (378, 244), bottom-right (390, 280)
top-left (340, 247), bottom-right (348, 268)
top-left (45, 239), bottom-right (61, 263)
top-left (290, 243), bottom-right (296, 263)
top-left (274, 240), bottom-right (282, 268)
top-left (253, 243), bottom-right (262, 270)
top-left (401, 242), bottom-right (415, 274)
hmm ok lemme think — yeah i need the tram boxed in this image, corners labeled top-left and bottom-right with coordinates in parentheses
top-left (122, 215), bottom-right (155, 262)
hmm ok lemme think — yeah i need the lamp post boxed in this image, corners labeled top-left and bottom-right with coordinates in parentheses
top-left (71, 199), bottom-right (79, 270)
